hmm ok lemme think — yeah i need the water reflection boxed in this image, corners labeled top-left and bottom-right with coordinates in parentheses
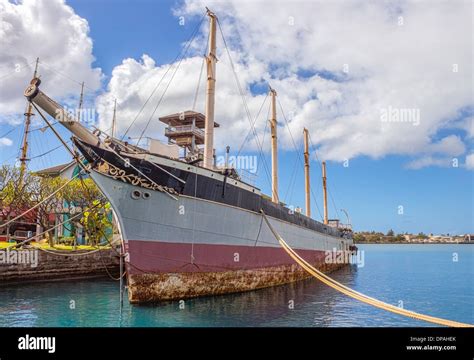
top-left (0, 245), bottom-right (471, 327)
top-left (123, 266), bottom-right (361, 327)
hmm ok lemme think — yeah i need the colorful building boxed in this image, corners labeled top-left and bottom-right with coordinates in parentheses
top-left (37, 162), bottom-right (112, 245)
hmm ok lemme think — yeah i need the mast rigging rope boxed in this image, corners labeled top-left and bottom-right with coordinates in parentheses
top-left (217, 18), bottom-right (273, 189)
top-left (235, 92), bottom-right (269, 159)
top-left (276, 99), bottom-right (324, 221)
top-left (307, 132), bottom-right (341, 221)
top-left (0, 167), bottom-right (88, 230)
top-left (125, 11), bottom-right (207, 143)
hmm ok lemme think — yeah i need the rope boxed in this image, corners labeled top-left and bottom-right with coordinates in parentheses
top-left (0, 128), bottom-right (16, 139)
top-left (276, 99), bottom-right (324, 220)
top-left (136, 30), bottom-right (198, 146)
top-left (3, 195), bottom-right (103, 250)
top-left (34, 242), bottom-right (119, 257)
top-left (96, 246), bottom-right (124, 281)
top-left (29, 143), bottom-right (67, 160)
top-left (0, 167), bottom-right (88, 230)
top-left (260, 210), bottom-right (473, 328)
top-left (39, 61), bottom-right (96, 92)
top-left (0, 152), bottom-right (22, 166)
top-left (192, 55), bottom-right (206, 111)
top-left (217, 18), bottom-right (273, 189)
top-left (29, 121), bottom-right (58, 133)
top-left (4, 174), bottom-right (120, 258)
top-left (0, 59), bottom-right (36, 81)
top-left (126, 11), bottom-right (207, 143)
top-left (235, 92), bottom-right (269, 158)
top-left (258, 100), bottom-right (271, 153)
top-left (283, 151), bottom-right (300, 204)
top-left (190, 165), bottom-right (198, 264)
top-left (85, 143), bottom-right (178, 201)
top-left (307, 132), bottom-right (340, 221)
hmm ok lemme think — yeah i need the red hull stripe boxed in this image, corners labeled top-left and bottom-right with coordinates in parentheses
top-left (126, 240), bottom-right (326, 274)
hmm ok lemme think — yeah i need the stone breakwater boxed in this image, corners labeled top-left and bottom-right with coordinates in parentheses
top-left (0, 248), bottom-right (120, 284)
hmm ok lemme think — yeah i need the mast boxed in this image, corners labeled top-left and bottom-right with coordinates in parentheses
top-left (322, 161), bottom-right (328, 224)
top-left (24, 82), bottom-right (101, 146)
top-left (270, 87), bottom-right (279, 204)
top-left (203, 9), bottom-right (217, 169)
top-left (19, 57), bottom-right (39, 179)
top-left (303, 128), bottom-right (311, 217)
top-left (111, 99), bottom-right (117, 138)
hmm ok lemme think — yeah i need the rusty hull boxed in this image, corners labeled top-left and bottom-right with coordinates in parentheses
top-left (127, 262), bottom-right (346, 304)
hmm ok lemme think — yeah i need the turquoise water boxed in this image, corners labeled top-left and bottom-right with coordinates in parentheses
top-left (0, 244), bottom-right (472, 327)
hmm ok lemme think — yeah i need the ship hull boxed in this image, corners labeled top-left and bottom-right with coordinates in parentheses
top-left (89, 170), bottom-right (352, 303)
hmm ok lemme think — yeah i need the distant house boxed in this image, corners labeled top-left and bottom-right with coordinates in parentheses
top-left (37, 162), bottom-right (85, 244)
top-left (36, 161), bottom-right (86, 179)
top-left (0, 206), bottom-right (39, 242)
top-left (464, 234), bottom-right (474, 242)
top-left (37, 161), bottom-right (111, 245)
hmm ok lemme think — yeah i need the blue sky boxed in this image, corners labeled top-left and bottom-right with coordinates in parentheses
top-left (68, 0), bottom-right (188, 75)
top-left (0, 0), bottom-right (472, 235)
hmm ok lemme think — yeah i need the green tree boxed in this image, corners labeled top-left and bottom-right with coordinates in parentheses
top-left (395, 234), bottom-right (405, 242)
top-left (353, 233), bottom-right (366, 243)
top-left (1, 165), bottom-right (112, 247)
top-left (0, 166), bottom-right (36, 240)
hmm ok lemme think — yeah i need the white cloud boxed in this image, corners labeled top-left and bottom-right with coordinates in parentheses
top-left (466, 153), bottom-right (474, 170)
top-left (405, 156), bottom-right (453, 170)
top-left (2, 0), bottom-right (470, 170)
top-left (428, 135), bottom-right (465, 157)
top-left (459, 116), bottom-right (474, 139)
top-left (96, 51), bottom-right (269, 151)
top-left (0, 137), bottom-right (12, 147)
top-left (95, 0), bottom-right (472, 166)
top-left (0, 0), bottom-right (102, 123)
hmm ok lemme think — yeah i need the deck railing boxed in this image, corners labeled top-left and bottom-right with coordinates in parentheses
top-left (165, 125), bottom-right (204, 138)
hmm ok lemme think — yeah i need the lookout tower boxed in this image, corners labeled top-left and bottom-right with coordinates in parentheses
top-left (159, 110), bottom-right (220, 160)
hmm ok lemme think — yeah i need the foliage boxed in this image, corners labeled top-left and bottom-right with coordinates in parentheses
top-left (394, 234), bottom-right (405, 242)
top-left (0, 165), bottom-right (112, 246)
top-left (57, 236), bottom-right (75, 245)
top-left (0, 165), bottom-right (36, 224)
top-left (82, 199), bottom-right (112, 246)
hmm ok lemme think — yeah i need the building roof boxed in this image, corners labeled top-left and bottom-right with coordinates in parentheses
top-left (159, 110), bottom-right (220, 128)
top-left (36, 162), bottom-right (75, 177)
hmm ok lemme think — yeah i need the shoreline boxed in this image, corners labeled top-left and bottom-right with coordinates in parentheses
top-left (354, 242), bottom-right (473, 245)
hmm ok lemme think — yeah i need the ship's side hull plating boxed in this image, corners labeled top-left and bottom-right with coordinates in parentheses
top-left (90, 170), bottom-right (352, 303)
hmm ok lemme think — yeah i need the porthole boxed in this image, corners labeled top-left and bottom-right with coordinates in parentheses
top-left (131, 190), bottom-right (141, 199)
top-left (143, 192), bottom-right (151, 199)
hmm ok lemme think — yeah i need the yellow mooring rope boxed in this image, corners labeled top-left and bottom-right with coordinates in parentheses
top-left (260, 210), bottom-right (473, 328)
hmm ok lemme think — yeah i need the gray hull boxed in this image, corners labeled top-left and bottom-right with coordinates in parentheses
top-left (90, 170), bottom-right (353, 302)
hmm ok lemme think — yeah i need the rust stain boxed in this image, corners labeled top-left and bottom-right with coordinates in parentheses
top-left (127, 262), bottom-right (346, 304)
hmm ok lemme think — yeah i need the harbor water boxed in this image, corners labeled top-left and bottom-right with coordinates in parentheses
top-left (0, 244), bottom-right (472, 327)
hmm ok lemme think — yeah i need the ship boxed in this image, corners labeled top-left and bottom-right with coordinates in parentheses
top-left (23, 9), bottom-right (354, 303)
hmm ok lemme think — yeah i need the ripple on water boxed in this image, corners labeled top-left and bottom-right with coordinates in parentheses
top-left (0, 244), bottom-right (471, 327)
